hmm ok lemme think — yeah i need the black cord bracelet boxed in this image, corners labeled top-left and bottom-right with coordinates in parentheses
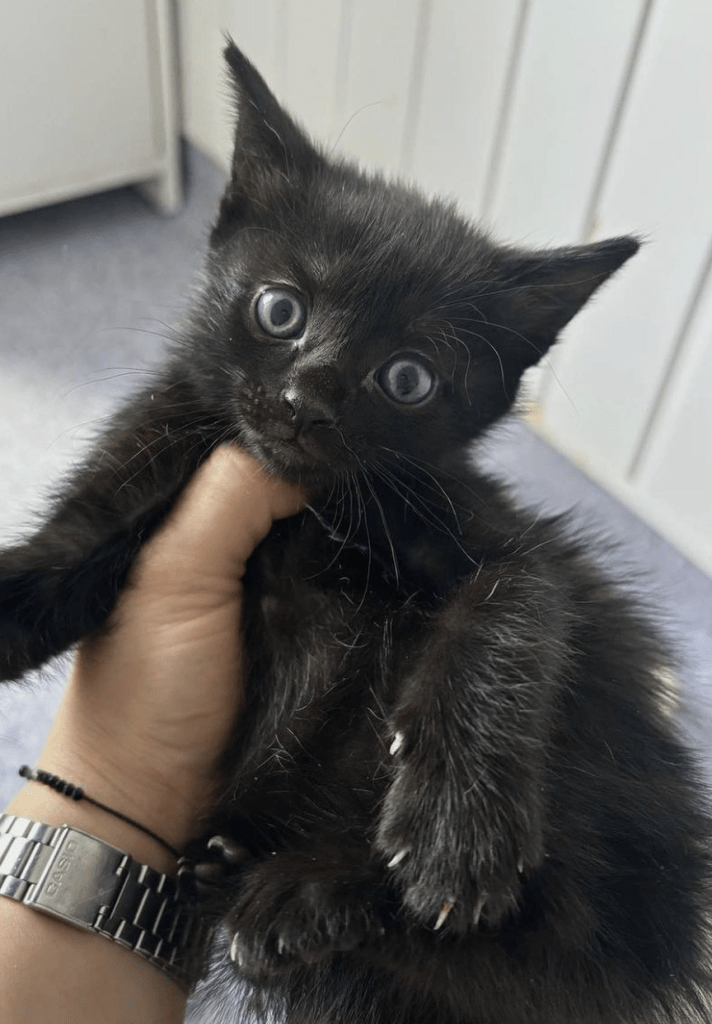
top-left (18, 765), bottom-right (181, 859)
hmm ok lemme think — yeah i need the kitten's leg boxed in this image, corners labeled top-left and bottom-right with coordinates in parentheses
top-left (377, 564), bottom-right (566, 934)
top-left (0, 376), bottom-right (222, 681)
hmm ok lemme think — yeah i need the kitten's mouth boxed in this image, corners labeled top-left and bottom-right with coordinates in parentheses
top-left (238, 425), bottom-right (337, 485)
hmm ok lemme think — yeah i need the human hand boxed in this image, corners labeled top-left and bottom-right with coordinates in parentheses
top-left (14, 445), bottom-right (305, 860)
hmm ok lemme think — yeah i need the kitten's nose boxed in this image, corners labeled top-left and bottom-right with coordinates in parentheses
top-left (282, 388), bottom-right (336, 432)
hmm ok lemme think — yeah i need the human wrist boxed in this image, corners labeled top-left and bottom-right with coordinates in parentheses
top-left (24, 694), bottom-right (219, 869)
top-left (31, 726), bottom-right (213, 863)
top-left (0, 794), bottom-right (198, 1014)
top-left (5, 778), bottom-right (180, 879)
top-left (37, 644), bottom-right (231, 858)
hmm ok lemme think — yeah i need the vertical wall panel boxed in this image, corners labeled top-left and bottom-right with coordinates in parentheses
top-left (482, 0), bottom-right (647, 406)
top-left (280, 1), bottom-right (344, 145)
top-left (180, 0), bottom-right (281, 169)
top-left (180, 0), bottom-right (231, 169)
top-left (407, 0), bottom-right (521, 215)
top-left (487, 0), bottom-right (646, 246)
top-left (222, 0), bottom-right (283, 101)
top-left (540, 0), bottom-right (712, 480)
top-left (329, 0), bottom-right (422, 174)
top-left (632, 251), bottom-right (712, 575)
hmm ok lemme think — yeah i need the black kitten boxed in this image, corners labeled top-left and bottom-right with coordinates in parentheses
top-left (1, 43), bottom-right (711, 1024)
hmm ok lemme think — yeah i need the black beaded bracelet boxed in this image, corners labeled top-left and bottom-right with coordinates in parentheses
top-left (19, 765), bottom-right (180, 859)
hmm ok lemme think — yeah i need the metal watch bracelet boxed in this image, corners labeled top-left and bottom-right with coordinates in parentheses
top-left (0, 813), bottom-right (206, 988)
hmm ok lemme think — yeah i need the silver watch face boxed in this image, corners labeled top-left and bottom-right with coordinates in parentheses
top-left (0, 816), bottom-right (202, 986)
top-left (24, 827), bottom-right (125, 928)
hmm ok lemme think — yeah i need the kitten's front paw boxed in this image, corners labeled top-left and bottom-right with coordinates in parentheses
top-left (0, 539), bottom-right (130, 681)
top-left (377, 730), bottom-right (541, 933)
top-left (225, 853), bottom-right (386, 979)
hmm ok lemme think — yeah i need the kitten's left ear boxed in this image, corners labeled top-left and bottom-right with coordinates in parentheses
top-left (490, 236), bottom-right (641, 365)
top-left (214, 39), bottom-right (324, 235)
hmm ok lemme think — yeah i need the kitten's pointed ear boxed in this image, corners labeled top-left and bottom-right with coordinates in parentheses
top-left (216, 40), bottom-right (323, 230)
top-left (492, 236), bottom-right (641, 365)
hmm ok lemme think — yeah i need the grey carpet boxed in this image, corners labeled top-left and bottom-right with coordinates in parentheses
top-left (1, 143), bottom-right (710, 816)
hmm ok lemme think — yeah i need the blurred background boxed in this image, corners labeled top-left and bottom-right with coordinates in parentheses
top-left (0, 0), bottom-right (710, 871)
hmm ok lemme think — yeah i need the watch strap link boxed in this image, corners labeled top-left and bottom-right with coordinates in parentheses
top-left (0, 813), bottom-right (206, 987)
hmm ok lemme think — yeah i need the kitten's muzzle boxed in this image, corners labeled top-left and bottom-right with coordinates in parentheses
top-left (279, 363), bottom-right (347, 437)
top-left (281, 387), bottom-right (338, 435)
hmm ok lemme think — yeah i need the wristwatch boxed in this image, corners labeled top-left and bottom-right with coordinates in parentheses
top-left (0, 813), bottom-right (206, 987)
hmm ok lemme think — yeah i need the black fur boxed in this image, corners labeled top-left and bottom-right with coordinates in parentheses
top-left (1, 42), bottom-right (711, 1023)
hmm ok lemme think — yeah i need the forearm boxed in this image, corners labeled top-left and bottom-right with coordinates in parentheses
top-left (0, 447), bottom-right (305, 1024)
top-left (2, 782), bottom-right (188, 1024)
top-left (0, 656), bottom-right (209, 1024)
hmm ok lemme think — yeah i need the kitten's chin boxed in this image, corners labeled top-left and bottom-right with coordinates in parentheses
top-left (238, 430), bottom-right (337, 489)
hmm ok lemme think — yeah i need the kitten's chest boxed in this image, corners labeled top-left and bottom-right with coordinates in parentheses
top-left (244, 515), bottom-right (416, 703)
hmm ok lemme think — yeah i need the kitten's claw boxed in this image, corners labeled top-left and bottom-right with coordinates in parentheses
top-left (389, 731), bottom-right (405, 756)
top-left (473, 892), bottom-right (487, 927)
top-left (387, 847), bottom-right (409, 868)
top-left (176, 856), bottom-right (192, 878)
top-left (517, 853), bottom-right (524, 874)
top-left (434, 899), bottom-right (454, 931)
top-left (229, 933), bottom-right (244, 967)
top-left (207, 834), bottom-right (249, 865)
top-left (277, 936), bottom-right (287, 956)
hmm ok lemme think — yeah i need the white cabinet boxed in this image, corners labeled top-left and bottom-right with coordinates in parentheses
top-left (0, 0), bottom-right (181, 216)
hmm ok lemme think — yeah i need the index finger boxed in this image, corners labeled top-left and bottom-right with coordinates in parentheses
top-left (132, 445), bottom-right (307, 593)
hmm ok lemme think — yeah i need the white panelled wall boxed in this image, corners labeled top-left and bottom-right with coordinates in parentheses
top-left (179, 0), bottom-right (712, 577)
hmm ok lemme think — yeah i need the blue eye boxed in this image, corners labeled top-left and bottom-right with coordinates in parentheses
top-left (255, 288), bottom-right (307, 339)
top-left (378, 356), bottom-right (435, 404)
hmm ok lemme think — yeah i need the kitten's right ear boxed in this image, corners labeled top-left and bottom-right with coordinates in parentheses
top-left (214, 40), bottom-right (323, 236)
